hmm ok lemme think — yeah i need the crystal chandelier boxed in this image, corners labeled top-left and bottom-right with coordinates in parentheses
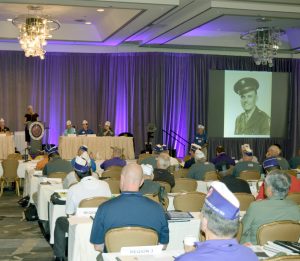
top-left (12, 6), bottom-right (60, 60)
top-left (240, 27), bottom-right (285, 67)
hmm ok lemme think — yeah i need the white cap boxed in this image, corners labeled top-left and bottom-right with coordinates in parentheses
top-left (0, 118), bottom-right (4, 122)
top-left (82, 120), bottom-right (88, 125)
top-left (141, 164), bottom-right (154, 176)
top-left (105, 121), bottom-right (111, 126)
top-left (81, 151), bottom-right (91, 165)
top-left (195, 150), bottom-right (205, 160)
top-left (66, 120), bottom-right (72, 126)
top-left (191, 143), bottom-right (202, 151)
top-left (197, 124), bottom-right (205, 129)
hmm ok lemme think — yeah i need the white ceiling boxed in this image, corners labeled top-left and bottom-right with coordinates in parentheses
top-left (0, 0), bottom-right (300, 54)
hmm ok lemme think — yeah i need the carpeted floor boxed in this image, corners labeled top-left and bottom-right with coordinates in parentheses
top-left (0, 191), bottom-right (53, 261)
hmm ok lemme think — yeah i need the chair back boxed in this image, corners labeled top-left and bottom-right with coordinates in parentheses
top-left (48, 172), bottom-right (67, 180)
top-left (105, 226), bottom-right (159, 252)
top-left (2, 159), bottom-right (19, 181)
top-left (7, 153), bottom-right (23, 160)
top-left (284, 170), bottom-right (298, 177)
top-left (104, 179), bottom-right (120, 194)
top-left (171, 178), bottom-right (197, 193)
top-left (154, 181), bottom-right (171, 193)
top-left (173, 169), bottom-right (188, 179)
top-left (264, 256), bottom-right (300, 261)
top-left (286, 193), bottom-right (300, 205)
top-left (102, 166), bottom-right (122, 180)
top-left (79, 196), bottom-right (109, 208)
top-left (257, 220), bottom-right (300, 245)
top-left (138, 153), bottom-right (153, 164)
top-left (239, 170), bottom-right (261, 181)
top-left (234, 193), bottom-right (255, 211)
top-left (144, 194), bottom-right (169, 211)
top-left (204, 171), bottom-right (219, 181)
top-left (173, 192), bottom-right (206, 212)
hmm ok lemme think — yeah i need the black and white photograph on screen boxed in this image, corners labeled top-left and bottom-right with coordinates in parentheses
top-left (224, 71), bottom-right (272, 138)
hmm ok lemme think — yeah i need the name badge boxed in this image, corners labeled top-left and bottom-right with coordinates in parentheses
top-left (76, 207), bottom-right (97, 217)
top-left (120, 245), bottom-right (163, 255)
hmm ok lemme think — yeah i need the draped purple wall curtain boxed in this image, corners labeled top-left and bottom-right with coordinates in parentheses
top-left (0, 51), bottom-right (298, 160)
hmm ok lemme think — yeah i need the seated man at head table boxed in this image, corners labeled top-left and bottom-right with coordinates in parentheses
top-left (63, 120), bottom-right (76, 136)
top-left (0, 118), bottom-right (10, 133)
top-left (153, 152), bottom-right (175, 188)
top-left (175, 181), bottom-right (258, 261)
top-left (187, 150), bottom-right (215, 180)
top-left (77, 120), bottom-right (94, 135)
top-left (42, 146), bottom-right (73, 176)
top-left (240, 169), bottom-right (300, 245)
top-left (256, 157), bottom-right (300, 200)
top-left (100, 146), bottom-right (126, 171)
top-left (266, 144), bottom-right (290, 170)
top-left (71, 145), bottom-right (96, 172)
top-left (98, 121), bottom-right (114, 136)
top-left (53, 157), bottom-right (111, 261)
top-left (90, 163), bottom-right (169, 253)
top-left (232, 145), bottom-right (262, 177)
top-left (183, 143), bottom-right (201, 169)
top-left (139, 164), bottom-right (161, 195)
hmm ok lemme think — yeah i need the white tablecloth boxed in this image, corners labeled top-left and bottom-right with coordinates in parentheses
top-left (58, 136), bottom-right (135, 160)
top-left (0, 135), bottom-right (15, 159)
top-left (68, 213), bottom-right (201, 261)
top-left (49, 202), bottom-right (67, 244)
top-left (13, 131), bottom-right (27, 154)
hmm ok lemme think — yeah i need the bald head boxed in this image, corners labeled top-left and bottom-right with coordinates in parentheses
top-left (120, 163), bottom-right (144, 192)
top-left (266, 145), bottom-right (281, 158)
top-left (157, 152), bottom-right (170, 169)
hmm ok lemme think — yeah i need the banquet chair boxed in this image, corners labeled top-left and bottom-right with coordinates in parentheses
top-left (105, 226), bottom-right (159, 252)
top-left (173, 192), bottom-right (206, 212)
top-left (137, 153), bottom-right (153, 164)
top-left (171, 178), bottom-right (197, 193)
top-left (0, 158), bottom-right (20, 197)
top-left (286, 192), bottom-right (300, 205)
top-left (233, 193), bottom-right (255, 211)
top-left (257, 220), bottom-right (300, 245)
top-left (144, 194), bottom-right (169, 211)
top-left (284, 170), bottom-right (298, 178)
top-left (102, 166), bottom-right (122, 180)
top-left (7, 153), bottom-right (23, 160)
top-left (239, 170), bottom-right (261, 181)
top-left (155, 181), bottom-right (171, 193)
top-left (173, 168), bottom-right (189, 179)
top-left (265, 256), bottom-right (300, 260)
top-left (105, 179), bottom-right (120, 194)
top-left (204, 171), bottom-right (219, 181)
top-left (48, 172), bottom-right (67, 180)
top-left (79, 196), bottom-right (110, 208)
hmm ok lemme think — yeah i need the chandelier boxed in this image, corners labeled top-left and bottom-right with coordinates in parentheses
top-left (240, 27), bottom-right (285, 67)
top-left (12, 6), bottom-right (60, 59)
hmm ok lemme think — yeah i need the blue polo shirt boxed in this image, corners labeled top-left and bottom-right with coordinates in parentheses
top-left (90, 192), bottom-right (169, 246)
top-left (77, 129), bottom-right (94, 135)
top-left (194, 133), bottom-right (207, 147)
top-left (175, 239), bottom-right (258, 261)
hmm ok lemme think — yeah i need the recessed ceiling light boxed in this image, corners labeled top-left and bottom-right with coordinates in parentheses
top-left (85, 21), bottom-right (92, 25)
top-left (7, 18), bottom-right (13, 22)
top-left (97, 8), bottom-right (104, 12)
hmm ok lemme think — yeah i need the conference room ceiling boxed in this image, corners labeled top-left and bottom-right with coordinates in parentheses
top-left (0, 0), bottom-right (300, 52)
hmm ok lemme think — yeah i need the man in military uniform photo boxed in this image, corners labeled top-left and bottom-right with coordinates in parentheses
top-left (234, 77), bottom-right (270, 135)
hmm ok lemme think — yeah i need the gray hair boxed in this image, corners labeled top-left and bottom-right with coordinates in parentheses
top-left (202, 203), bottom-right (239, 238)
top-left (265, 170), bottom-right (291, 199)
top-left (195, 157), bottom-right (206, 163)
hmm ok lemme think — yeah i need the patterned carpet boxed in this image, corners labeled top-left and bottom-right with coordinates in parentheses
top-left (0, 191), bottom-right (53, 261)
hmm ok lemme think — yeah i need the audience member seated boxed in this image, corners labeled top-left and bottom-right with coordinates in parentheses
top-left (71, 145), bottom-right (96, 172)
top-left (232, 146), bottom-right (261, 177)
top-left (211, 145), bottom-right (235, 171)
top-left (266, 144), bottom-right (290, 170)
top-left (289, 148), bottom-right (300, 169)
top-left (53, 157), bottom-right (111, 261)
top-left (256, 157), bottom-right (300, 200)
top-left (238, 144), bottom-right (258, 163)
top-left (90, 163), bottom-right (169, 253)
top-left (100, 147), bottom-right (126, 171)
top-left (35, 154), bottom-right (48, 170)
top-left (139, 164), bottom-right (160, 195)
top-left (175, 182), bottom-right (258, 261)
top-left (153, 152), bottom-right (175, 188)
top-left (187, 150), bottom-right (215, 180)
top-left (220, 174), bottom-right (252, 194)
top-left (183, 143), bottom-right (201, 169)
top-left (241, 170), bottom-right (300, 245)
top-left (98, 121), bottom-right (114, 136)
top-left (77, 120), bottom-right (94, 135)
top-left (0, 118), bottom-right (10, 133)
top-left (63, 120), bottom-right (76, 136)
top-left (42, 146), bottom-right (73, 176)
top-left (140, 144), bottom-right (167, 169)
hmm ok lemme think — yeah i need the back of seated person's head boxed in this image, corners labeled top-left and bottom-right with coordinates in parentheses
top-left (45, 145), bottom-right (59, 160)
top-left (74, 156), bottom-right (91, 180)
top-left (120, 163), bottom-right (143, 192)
top-left (241, 144), bottom-right (253, 161)
top-left (266, 145), bottom-right (281, 158)
top-left (112, 147), bottom-right (122, 158)
top-left (141, 164), bottom-right (154, 181)
top-left (264, 170), bottom-right (291, 199)
top-left (157, 152), bottom-right (170, 169)
top-left (194, 150), bottom-right (206, 163)
top-left (216, 146), bottom-right (225, 155)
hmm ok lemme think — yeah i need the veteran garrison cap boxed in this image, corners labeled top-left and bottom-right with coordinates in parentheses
top-left (234, 77), bottom-right (259, 95)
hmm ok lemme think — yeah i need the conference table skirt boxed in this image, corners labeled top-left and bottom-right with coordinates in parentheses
top-left (58, 136), bottom-right (135, 160)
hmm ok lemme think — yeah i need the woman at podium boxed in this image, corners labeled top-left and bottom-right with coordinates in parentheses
top-left (24, 105), bottom-right (39, 144)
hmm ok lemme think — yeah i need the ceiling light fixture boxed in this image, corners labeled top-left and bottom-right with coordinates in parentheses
top-left (96, 8), bottom-right (105, 12)
top-left (85, 21), bottom-right (92, 25)
top-left (241, 26), bottom-right (285, 67)
top-left (12, 5), bottom-right (60, 60)
top-left (7, 18), bottom-right (13, 22)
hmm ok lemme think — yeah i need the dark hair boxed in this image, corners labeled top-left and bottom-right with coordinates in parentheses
top-left (48, 152), bottom-right (59, 159)
top-left (75, 169), bottom-right (91, 180)
top-left (216, 146), bottom-right (225, 154)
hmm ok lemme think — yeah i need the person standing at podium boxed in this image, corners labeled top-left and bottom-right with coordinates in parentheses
top-left (24, 105), bottom-right (39, 145)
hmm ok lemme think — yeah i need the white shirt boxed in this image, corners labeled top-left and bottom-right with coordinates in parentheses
top-left (65, 176), bottom-right (111, 215)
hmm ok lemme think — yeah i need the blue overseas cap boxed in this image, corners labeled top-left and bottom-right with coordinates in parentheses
top-left (45, 145), bottom-right (58, 156)
top-left (153, 144), bottom-right (168, 153)
top-left (205, 181), bottom-right (240, 220)
top-left (79, 145), bottom-right (88, 152)
top-left (74, 156), bottom-right (89, 173)
top-left (263, 157), bottom-right (280, 170)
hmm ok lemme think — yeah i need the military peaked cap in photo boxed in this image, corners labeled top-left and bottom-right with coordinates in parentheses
top-left (234, 77), bottom-right (259, 95)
